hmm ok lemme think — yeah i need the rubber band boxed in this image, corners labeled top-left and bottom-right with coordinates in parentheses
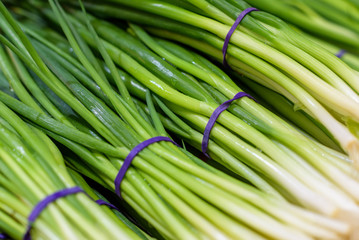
top-left (336, 49), bottom-right (346, 58)
top-left (114, 136), bottom-right (180, 198)
top-left (0, 234), bottom-right (6, 239)
top-left (96, 199), bottom-right (120, 211)
top-left (23, 187), bottom-right (83, 240)
top-left (222, 7), bottom-right (259, 68)
top-left (202, 92), bottom-right (256, 158)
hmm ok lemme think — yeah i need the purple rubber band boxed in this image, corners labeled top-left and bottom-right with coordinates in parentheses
top-left (222, 7), bottom-right (259, 68)
top-left (336, 49), bottom-right (346, 58)
top-left (23, 186), bottom-right (83, 240)
top-left (202, 92), bottom-right (256, 158)
top-left (115, 136), bottom-right (180, 198)
top-left (0, 234), bottom-right (6, 239)
top-left (96, 199), bottom-right (120, 211)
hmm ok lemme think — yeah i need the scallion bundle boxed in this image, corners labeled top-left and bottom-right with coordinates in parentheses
top-left (0, 90), bottom-right (141, 239)
top-left (50, 7), bottom-right (359, 222)
top-left (80, 0), bottom-right (359, 171)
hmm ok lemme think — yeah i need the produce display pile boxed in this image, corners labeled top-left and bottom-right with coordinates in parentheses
top-left (0, 0), bottom-right (359, 239)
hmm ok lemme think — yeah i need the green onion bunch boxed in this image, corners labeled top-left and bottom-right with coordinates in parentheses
top-left (48, 2), bottom-right (359, 223)
top-left (0, 81), bottom-right (140, 239)
top-left (79, 0), bottom-right (359, 171)
top-left (0, 0), bottom-right (354, 239)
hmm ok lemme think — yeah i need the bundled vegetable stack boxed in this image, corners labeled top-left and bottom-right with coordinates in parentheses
top-left (82, 0), bottom-right (359, 166)
top-left (61, 0), bottom-right (359, 214)
top-left (0, 83), bottom-right (142, 239)
top-left (0, 0), bottom-right (359, 239)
